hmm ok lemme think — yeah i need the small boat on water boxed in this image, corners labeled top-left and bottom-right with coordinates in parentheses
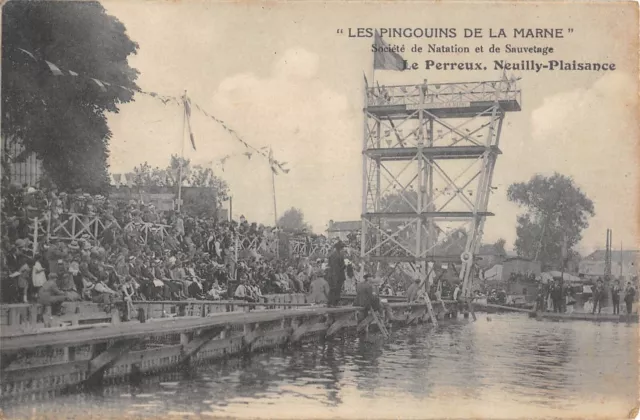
top-left (530, 311), bottom-right (639, 323)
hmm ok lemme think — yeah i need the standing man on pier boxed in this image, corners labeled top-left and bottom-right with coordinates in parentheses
top-left (327, 241), bottom-right (346, 307)
top-left (611, 279), bottom-right (621, 315)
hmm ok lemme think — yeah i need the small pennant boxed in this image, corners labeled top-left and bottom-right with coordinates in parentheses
top-left (45, 61), bottom-right (63, 76)
top-left (184, 97), bottom-right (192, 117)
top-left (91, 78), bottom-right (107, 92)
top-left (69, 70), bottom-right (78, 76)
top-left (18, 48), bottom-right (37, 61)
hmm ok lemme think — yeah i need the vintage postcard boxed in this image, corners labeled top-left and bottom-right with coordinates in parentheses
top-left (0, 0), bottom-right (638, 419)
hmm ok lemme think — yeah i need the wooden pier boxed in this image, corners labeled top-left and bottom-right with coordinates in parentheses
top-left (530, 311), bottom-right (639, 323)
top-left (473, 302), bottom-right (534, 314)
top-left (0, 297), bottom-right (457, 402)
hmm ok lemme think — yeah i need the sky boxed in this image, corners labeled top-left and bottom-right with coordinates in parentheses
top-left (103, 1), bottom-right (638, 255)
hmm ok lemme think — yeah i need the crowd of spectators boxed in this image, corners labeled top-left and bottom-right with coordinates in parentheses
top-left (1, 184), bottom-right (362, 312)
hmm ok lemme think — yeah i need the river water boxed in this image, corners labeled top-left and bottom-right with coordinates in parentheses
top-left (3, 313), bottom-right (638, 419)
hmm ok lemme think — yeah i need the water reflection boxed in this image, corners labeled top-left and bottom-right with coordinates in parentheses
top-left (2, 314), bottom-right (637, 419)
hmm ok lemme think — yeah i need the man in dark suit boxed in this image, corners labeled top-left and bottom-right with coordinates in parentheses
top-left (327, 241), bottom-right (346, 307)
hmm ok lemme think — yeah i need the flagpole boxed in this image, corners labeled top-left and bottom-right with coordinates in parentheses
top-left (271, 149), bottom-right (278, 228)
top-left (371, 33), bottom-right (377, 87)
top-left (270, 148), bottom-right (280, 259)
top-left (177, 90), bottom-right (187, 212)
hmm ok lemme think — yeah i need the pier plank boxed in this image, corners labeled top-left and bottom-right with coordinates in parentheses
top-left (182, 326), bottom-right (227, 359)
top-left (1, 307), bottom-right (358, 352)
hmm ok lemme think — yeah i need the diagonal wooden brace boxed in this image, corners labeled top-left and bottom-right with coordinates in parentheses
top-left (88, 339), bottom-right (138, 380)
top-left (242, 323), bottom-right (260, 348)
top-left (291, 317), bottom-right (312, 343)
top-left (357, 314), bottom-right (374, 332)
top-left (182, 326), bottom-right (227, 360)
top-left (406, 307), bottom-right (427, 325)
top-left (326, 313), bottom-right (355, 337)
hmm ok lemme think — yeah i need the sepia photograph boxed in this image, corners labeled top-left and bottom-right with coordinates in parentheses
top-left (0, 1), bottom-right (638, 419)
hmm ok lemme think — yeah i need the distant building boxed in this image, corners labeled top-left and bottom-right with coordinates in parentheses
top-left (484, 257), bottom-right (542, 283)
top-left (579, 249), bottom-right (639, 281)
top-left (108, 185), bottom-right (218, 214)
top-left (109, 186), bottom-right (176, 211)
top-left (476, 243), bottom-right (507, 269)
top-left (483, 257), bottom-right (542, 302)
top-left (326, 220), bottom-right (360, 241)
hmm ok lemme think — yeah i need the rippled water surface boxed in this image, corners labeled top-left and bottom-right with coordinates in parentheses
top-left (3, 313), bottom-right (638, 419)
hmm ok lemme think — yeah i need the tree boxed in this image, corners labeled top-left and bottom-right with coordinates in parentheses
top-left (507, 173), bottom-right (595, 269)
top-left (492, 238), bottom-right (507, 256)
top-left (278, 208), bottom-right (311, 233)
top-left (131, 154), bottom-right (230, 218)
top-left (434, 227), bottom-right (467, 255)
top-left (377, 189), bottom-right (419, 241)
top-left (2, 1), bottom-right (139, 193)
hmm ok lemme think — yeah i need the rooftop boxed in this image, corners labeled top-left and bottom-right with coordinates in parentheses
top-left (327, 220), bottom-right (361, 232)
top-left (584, 250), bottom-right (639, 263)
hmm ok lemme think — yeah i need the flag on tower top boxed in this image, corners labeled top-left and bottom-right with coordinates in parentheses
top-left (373, 31), bottom-right (405, 71)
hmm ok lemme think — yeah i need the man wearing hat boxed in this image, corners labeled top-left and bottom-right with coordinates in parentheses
top-left (327, 241), bottom-right (347, 307)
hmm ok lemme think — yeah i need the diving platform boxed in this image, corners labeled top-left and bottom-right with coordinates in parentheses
top-left (364, 145), bottom-right (501, 161)
top-left (363, 211), bottom-right (494, 220)
top-left (366, 79), bottom-right (522, 118)
top-left (366, 255), bottom-right (464, 263)
top-left (368, 100), bottom-right (521, 119)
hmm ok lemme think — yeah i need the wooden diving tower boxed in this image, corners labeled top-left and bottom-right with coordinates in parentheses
top-left (359, 76), bottom-right (522, 298)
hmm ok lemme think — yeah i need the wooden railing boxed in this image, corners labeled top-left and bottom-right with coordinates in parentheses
top-left (49, 213), bottom-right (122, 241)
top-left (27, 212), bottom-right (355, 260)
top-left (0, 294), bottom-right (311, 332)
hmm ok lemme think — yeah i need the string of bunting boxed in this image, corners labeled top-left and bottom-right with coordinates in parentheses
top-left (189, 100), bottom-right (290, 175)
top-left (202, 149), bottom-right (261, 173)
top-left (15, 46), bottom-right (181, 106)
top-left (14, 45), bottom-right (290, 176)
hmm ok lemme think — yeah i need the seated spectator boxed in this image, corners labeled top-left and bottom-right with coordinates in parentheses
top-left (38, 273), bottom-right (67, 315)
top-left (59, 272), bottom-right (82, 302)
top-left (308, 269), bottom-right (330, 304)
top-left (234, 276), bottom-right (250, 301)
top-left (92, 273), bottom-right (119, 304)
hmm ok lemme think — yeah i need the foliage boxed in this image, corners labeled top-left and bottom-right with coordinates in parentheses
top-left (507, 173), bottom-right (594, 269)
top-left (131, 154), bottom-right (230, 217)
top-left (378, 188), bottom-right (418, 213)
top-left (277, 207), bottom-right (311, 233)
top-left (2, 1), bottom-right (139, 193)
top-left (434, 227), bottom-right (468, 255)
top-left (492, 238), bottom-right (507, 255)
top-left (377, 189), bottom-right (418, 242)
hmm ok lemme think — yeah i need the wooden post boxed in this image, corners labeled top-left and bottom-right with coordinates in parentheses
top-left (32, 217), bottom-right (38, 257)
top-left (71, 215), bottom-right (76, 240)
